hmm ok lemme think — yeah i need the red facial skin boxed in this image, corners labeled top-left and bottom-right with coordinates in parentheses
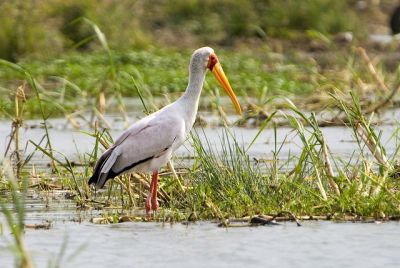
top-left (207, 53), bottom-right (218, 71)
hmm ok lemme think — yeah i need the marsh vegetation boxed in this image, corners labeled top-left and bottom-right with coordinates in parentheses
top-left (1, 1), bottom-right (400, 267)
top-left (1, 42), bottom-right (400, 222)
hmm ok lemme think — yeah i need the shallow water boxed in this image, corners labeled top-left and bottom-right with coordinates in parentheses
top-left (1, 212), bottom-right (400, 268)
top-left (1, 197), bottom-right (400, 268)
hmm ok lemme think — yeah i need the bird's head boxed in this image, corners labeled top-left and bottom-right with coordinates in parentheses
top-left (192, 47), bottom-right (242, 115)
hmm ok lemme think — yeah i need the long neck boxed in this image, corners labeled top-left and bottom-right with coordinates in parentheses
top-left (179, 63), bottom-right (206, 111)
top-left (177, 62), bottom-right (207, 131)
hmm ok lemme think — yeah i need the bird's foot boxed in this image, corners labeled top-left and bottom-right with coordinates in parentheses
top-left (145, 196), bottom-right (159, 219)
top-left (145, 171), bottom-right (159, 220)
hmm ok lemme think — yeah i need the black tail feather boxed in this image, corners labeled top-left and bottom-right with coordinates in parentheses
top-left (89, 147), bottom-right (157, 189)
top-left (88, 148), bottom-right (114, 188)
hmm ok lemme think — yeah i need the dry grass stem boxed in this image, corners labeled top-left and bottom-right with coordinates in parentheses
top-left (356, 47), bottom-right (389, 92)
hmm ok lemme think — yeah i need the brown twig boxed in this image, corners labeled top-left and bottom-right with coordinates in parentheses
top-left (357, 47), bottom-right (400, 114)
top-left (167, 160), bottom-right (185, 192)
top-left (321, 140), bottom-right (341, 195)
top-left (355, 123), bottom-right (390, 168)
top-left (356, 47), bottom-right (389, 92)
top-left (366, 82), bottom-right (400, 114)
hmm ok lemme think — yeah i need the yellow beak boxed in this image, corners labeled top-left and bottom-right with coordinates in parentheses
top-left (211, 62), bottom-right (242, 115)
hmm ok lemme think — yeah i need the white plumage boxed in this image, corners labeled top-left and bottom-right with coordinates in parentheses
top-left (89, 47), bottom-right (241, 216)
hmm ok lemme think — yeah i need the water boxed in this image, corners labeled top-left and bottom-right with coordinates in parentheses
top-left (1, 214), bottom-right (400, 268)
top-left (1, 195), bottom-right (400, 267)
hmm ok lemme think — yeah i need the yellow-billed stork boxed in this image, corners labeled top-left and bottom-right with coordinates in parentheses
top-left (88, 47), bottom-right (241, 216)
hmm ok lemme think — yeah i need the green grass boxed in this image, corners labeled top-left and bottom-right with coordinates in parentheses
top-left (0, 8), bottom-right (395, 120)
top-left (2, 88), bottom-right (399, 222)
top-left (0, 45), bottom-right (383, 119)
top-left (1, 48), bottom-right (317, 91)
top-left (0, 0), bottom-right (366, 61)
top-left (5, 108), bottom-right (398, 222)
top-left (179, 112), bottom-right (400, 219)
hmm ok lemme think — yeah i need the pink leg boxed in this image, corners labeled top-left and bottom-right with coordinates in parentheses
top-left (145, 171), bottom-right (159, 218)
top-left (145, 173), bottom-right (156, 217)
top-left (151, 171), bottom-right (159, 211)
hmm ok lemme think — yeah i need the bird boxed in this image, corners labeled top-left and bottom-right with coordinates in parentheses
top-left (88, 47), bottom-right (242, 216)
